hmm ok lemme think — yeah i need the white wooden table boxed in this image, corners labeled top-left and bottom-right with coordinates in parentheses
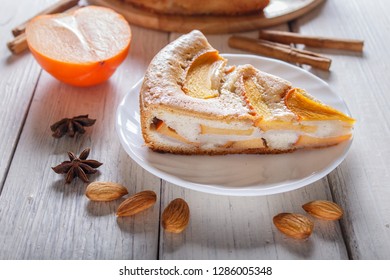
top-left (1, 0), bottom-right (389, 260)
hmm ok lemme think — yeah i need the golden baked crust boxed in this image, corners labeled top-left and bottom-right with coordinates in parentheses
top-left (140, 31), bottom-right (291, 122)
top-left (123, 0), bottom-right (270, 15)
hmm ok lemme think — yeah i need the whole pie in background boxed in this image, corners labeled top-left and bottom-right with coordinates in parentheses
top-left (123, 0), bottom-right (270, 15)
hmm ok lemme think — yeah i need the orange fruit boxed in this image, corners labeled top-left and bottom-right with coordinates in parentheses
top-left (25, 6), bottom-right (131, 87)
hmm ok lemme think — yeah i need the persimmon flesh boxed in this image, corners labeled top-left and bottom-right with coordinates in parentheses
top-left (26, 6), bottom-right (131, 87)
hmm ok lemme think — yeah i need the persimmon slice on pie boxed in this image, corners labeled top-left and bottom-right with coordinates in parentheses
top-left (140, 30), bottom-right (355, 155)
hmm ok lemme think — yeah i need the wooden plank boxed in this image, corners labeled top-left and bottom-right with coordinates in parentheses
top-left (158, 30), bottom-right (348, 259)
top-left (0, 0), bottom-right (50, 192)
top-left (0, 26), bottom-right (167, 259)
top-left (295, 0), bottom-right (390, 259)
top-left (160, 180), bottom-right (348, 259)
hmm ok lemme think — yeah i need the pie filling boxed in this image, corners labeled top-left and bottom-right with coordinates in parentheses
top-left (149, 112), bottom-right (353, 151)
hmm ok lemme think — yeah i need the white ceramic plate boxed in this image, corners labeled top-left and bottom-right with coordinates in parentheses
top-left (116, 54), bottom-right (353, 196)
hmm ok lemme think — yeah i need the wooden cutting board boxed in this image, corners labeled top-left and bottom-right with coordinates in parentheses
top-left (88, 0), bottom-right (324, 34)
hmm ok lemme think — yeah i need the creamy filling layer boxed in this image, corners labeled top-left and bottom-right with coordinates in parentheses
top-left (150, 110), bottom-right (353, 150)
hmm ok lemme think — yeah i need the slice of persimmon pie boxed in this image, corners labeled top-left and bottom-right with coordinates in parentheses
top-left (139, 30), bottom-right (355, 155)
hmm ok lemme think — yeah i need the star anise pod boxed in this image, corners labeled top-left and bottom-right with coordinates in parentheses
top-left (50, 115), bottom-right (96, 138)
top-left (52, 148), bottom-right (103, 183)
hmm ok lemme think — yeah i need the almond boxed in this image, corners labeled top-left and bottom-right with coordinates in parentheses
top-left (116, 190), bottom-right (157, 217)
top-left (273, 213), bottom-right (314, 239)
top-left (85, 181), bottom-right (128, 202)
top-left (302, 200), bottom-right (343, 220)
top-left (162, 198), bottom-right (190, 233)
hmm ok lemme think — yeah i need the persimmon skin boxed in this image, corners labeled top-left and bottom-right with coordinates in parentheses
top-left (26, 6), bottom-right (131, 87)
top-left (29, 44), bottom-right (130, 87)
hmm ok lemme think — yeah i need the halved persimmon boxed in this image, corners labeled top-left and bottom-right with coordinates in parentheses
top-left (26, 6), bottom-right (131, 87)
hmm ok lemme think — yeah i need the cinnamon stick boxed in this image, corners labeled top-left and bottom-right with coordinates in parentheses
top-left (228, 36), bottom-right (331, 71)
top-left (12, 0), bottom-right (79, 36)
top-left (7, 33), bottom-right (28, 55)
top-left (259, 30), bottom-right (364, 52)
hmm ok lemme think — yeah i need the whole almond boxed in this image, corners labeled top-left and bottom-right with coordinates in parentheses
top-left (273, 213), bottom-right (314, 239)
top-left (116, 190), bottom-right (157, 217)
top-left (162, 198), bottom-right (190, 233)
top-left (85, 181), bottom-right (128, 202)
top-left (302, 200), bottom-right (343, 220)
